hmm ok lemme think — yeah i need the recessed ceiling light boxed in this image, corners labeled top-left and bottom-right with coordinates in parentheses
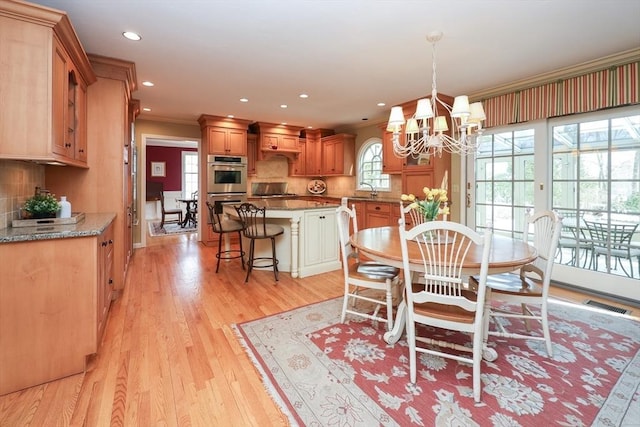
top-left (280, 104), bottom-right (288, 109)
top-left (299, 93), bottom-right (309, 99)
top-left (377, 102), bottom-right (386, 107)
top-left (142, 81), bottom-right (154, 87)
top-left (122, 31), bottom-right (141, 41)
top-left (307, 126), bottom-right (313, 129)
top-left (142, 107), bottom-right (151, 112)
top-left (227, 115), bottom-right (234, 118)
top-left (281, 122), bottom-right (287, 125)
top-left (240, 98), bottom-right (249, 103)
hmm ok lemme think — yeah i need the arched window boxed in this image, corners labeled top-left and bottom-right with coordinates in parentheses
top-left (357, 138), bottom-right (390, 192)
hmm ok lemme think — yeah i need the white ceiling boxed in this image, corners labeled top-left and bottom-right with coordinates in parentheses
top-left (30, 0), bottom-right (640, 130)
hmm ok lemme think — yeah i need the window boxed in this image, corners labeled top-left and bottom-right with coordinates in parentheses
top-left (182, 151), bottom-right (198, 198)
top-left (474, 128), bottom-right (535, 237)
top-left (357, 138), bottom-right (390, 191)
top-left (468, 105), bottom-right (640, 301)
top-left (551, 109), bottom-right (640, 277)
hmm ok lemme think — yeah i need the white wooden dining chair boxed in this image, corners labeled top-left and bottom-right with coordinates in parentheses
top-left (399, 220), bottom-right (493, 403)
top-left (336, 205), bottom-right (401, 330)
top-left (472, 210), bottom-right (562, 357)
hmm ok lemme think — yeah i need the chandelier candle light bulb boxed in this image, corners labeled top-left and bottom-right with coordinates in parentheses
top-left (387, 31), bottom-right (486, 158)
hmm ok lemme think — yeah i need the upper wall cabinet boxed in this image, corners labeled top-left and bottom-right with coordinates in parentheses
top-left (198, 114), bottom-right (252, 157)
top-left (251, 122), bottom-right (303, 160)
top-left (321, 133), bottom-right (356, 176)
top-left (0, 1), bottom-right (96, 167)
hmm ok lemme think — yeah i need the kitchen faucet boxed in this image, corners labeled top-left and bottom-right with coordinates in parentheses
top-left (360, 182), bottom-right (377, 198)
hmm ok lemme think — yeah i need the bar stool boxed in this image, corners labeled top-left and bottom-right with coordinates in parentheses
top-left (234, 202), bottom-right (284, 282)
top-left (205, 201), bottom-right (245, 273)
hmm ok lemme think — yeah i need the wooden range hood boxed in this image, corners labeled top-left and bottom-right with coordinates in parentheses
top-left (251, 122), bottom-right (303, 161)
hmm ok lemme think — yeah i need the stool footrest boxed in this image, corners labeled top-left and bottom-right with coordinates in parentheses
top-left (250, 257), bottom-right (279, 269)
top-left (216, 250), bottom-right (245, 261)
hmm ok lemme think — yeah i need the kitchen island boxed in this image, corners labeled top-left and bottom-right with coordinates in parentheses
top-left (224, 200), bottom-right (341, 278)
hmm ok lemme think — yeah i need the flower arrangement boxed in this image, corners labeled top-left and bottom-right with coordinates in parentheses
top-left (22, 193), bottom-right (60, 218)
top-left (401, 187), bottom-right (449, 221)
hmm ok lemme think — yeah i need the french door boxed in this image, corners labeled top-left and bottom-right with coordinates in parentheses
top-left (465, 105), bottom-right (640, 303)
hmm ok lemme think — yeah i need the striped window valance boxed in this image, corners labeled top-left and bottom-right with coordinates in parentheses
top-left (483, 93), bottom-right (518, 128)
top-left (481, 62), bottom-right (639, 127)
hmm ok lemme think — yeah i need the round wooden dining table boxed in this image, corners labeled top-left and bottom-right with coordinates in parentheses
top-left (349, 225), bottom-right (538, 345)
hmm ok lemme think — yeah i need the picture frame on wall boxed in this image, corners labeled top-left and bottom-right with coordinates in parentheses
top-left (151, 161), bottom-right (166, 177)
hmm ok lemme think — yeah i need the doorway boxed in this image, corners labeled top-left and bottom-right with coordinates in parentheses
top-left (140, 134), bottom-right (200, 248)
top-left (464, 105), bottom-right (640, 303)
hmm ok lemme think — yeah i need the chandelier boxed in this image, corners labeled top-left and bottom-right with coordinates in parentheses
top-left (386, 31), bottom-right (486, 158)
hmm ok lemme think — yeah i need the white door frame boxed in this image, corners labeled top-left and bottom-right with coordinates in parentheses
top-left (139, 133), bottom-right (201, 248)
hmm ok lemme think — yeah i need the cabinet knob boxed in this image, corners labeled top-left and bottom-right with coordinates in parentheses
top-left (108, 278), bottom-right (113, 285)
top-left (101, 241), bottom-right (108, 247)
top-left (109, 239), bottom-right (113, 245)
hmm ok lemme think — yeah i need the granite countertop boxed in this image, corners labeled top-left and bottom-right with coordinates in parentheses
top-left (316, 195), bottom-right (401, 204)
top-left (0, 213), bottom-right (116, 243)
top-left (237, 200), bottom-right (340, 210)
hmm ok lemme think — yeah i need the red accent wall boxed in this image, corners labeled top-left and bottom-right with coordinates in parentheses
top-left (146, 146), bottom-right (197, 191)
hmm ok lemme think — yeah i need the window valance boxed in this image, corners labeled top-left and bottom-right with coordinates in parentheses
top-left (481, 61), bottom-right (638, 127)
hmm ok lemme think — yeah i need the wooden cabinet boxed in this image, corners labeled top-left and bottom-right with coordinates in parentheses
top-left (304, 129), bottom-right (325, 176)
top-left (365, 201), bottom-right (394, 229)
top-left (208, 127), bottom-right (247, 156)
top-left (321, 133), bottom-right (356, 176)
top-left (0, 4), bottom-right (95, 167)
top-left (289, 138), bottom-right (306, 176)
top-left (97, 222), bottom-right (115, 346)
top-left (342, 199), bottom-right (401, 230)
top-left (301, 208), bottom-right (339, 276)
top-left (381, 127), bottom-right (405, 174)
top-left (0, 218), bottom-right (114, 396)
top-left (198, 115), bottom-right (252, 157)
top-left (252, 122), bottom-right (303, 160)
top-left (350, 200), bottom-right (366, 234)
top-left (402, 169), bottom-right (435, 199)
top-left (247, 133), bottom-right (258, 176)
top-left (262, 133), bottom-right (299, 152)
top-left (46, 55), bottom-right (137, 292)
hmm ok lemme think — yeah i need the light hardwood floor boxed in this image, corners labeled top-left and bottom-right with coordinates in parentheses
top-left (1, 232), bottom-right (637, 426)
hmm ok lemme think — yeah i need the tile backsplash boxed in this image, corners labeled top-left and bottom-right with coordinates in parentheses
top-left (0, 160), bottom-right (45, 229)
top-left (250, 156), bottom-right (401, 198)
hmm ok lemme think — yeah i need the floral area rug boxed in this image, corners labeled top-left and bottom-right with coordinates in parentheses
top-left (234, 297), bottom-right (640, 426)
top-left (148, 220), bottom-right (196, 236)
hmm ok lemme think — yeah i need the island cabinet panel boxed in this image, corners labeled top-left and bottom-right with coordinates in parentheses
top-left (0, 4), bottom-right (95, 167)
top-left (0, 223), bottom-right (114, 396)
top-left (302, 208), bottom-right (339, 273)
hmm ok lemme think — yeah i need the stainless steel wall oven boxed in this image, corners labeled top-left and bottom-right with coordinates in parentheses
top-left (207, 155), bottom-right (247, 194)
